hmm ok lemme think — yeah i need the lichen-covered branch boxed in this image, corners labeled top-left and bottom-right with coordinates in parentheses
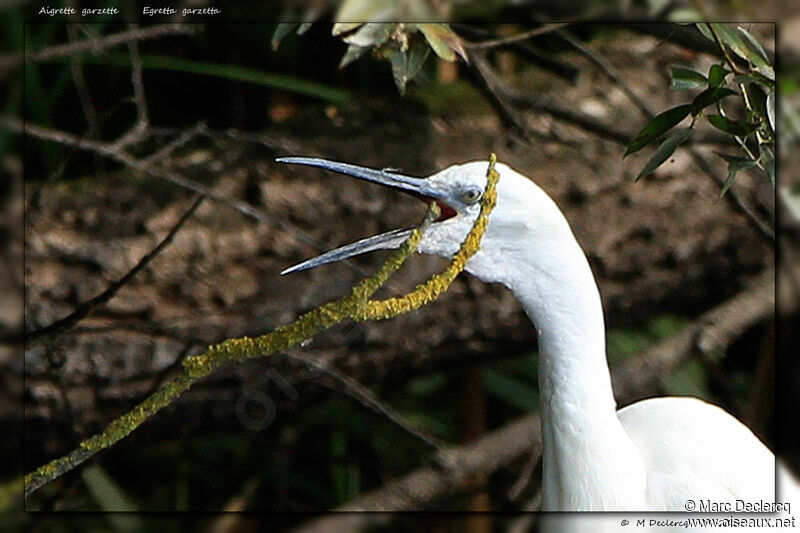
top-left (20, 156), bottom-right (500, 501)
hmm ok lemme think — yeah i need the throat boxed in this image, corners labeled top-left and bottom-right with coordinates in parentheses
top-left (499, 239), bottom-right (645, 510)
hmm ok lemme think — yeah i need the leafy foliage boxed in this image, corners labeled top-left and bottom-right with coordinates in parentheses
top-left (627, 23), bottom-right (775, 191)
top-left (273, 3), bottom-right (467, 95)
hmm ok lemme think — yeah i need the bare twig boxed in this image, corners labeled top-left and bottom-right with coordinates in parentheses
top-left (141, 122), bottom-right (208, 166)
top-left (8, 120), bottom-right (302, 240)
top-left (466, 52), bottom-right (532, 142)
top-left (470, 51), bottom-right (632, 145)
top-left (283, 351), bottom-right (446, 453)
top-left (5, 195), bottom-right (205, 345)
top-left (686, 148), bottom-right (774, 241)
top-left (6, 118), bottom-right (379, 277)
top-left (508, 492), bottom-right (542, 533)
top-left (625, 23), bottom-right (729, 61)
top-left (15, 24), bottom-right (196, 65)
top-left (111, 24), bottom-right (150, 149)
top-left (66, 26), bottom-right (102, 141)
top-left (65, 25), bottom-right (106, 182)
top-left (454, 24), bottom-right (579, 83)
top-left (507, 449), bottom-right (540, 501)
top-left (464, 23), bottom-right (572, 50)
top-left (557, 29), bottom-right (654, 120)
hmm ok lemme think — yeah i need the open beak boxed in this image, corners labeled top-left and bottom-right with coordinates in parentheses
top-left (276, 157), bottom-right (453, 275)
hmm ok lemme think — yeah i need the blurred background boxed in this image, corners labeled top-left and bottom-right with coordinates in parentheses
top-left (1, 0), bottom-right (797, 531)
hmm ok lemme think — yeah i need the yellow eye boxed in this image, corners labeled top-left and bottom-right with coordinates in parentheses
top-left (460, 188), bottom-right (482, 204)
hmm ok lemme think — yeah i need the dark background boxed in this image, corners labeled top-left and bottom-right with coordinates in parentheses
top-left (1, 2), bottom-right (796, 532)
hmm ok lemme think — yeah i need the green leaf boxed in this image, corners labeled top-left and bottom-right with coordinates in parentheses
top-left (625, 104), bottom-right (692, 156)
top-left (710, 23), bottom-right (774, 80)
top-left (749, 82), bottom-right (767, 115)
top-left (690, 87), bottom-right (736, 115)
top-left (390, 40), bottom-right (430, 95)
top-left (766, 89), bottom-right (775, 133)
top-left (669, 66), bottom-right (707, 90)
top-left (334, 0), bottom-right (396, 31)
top-left (635, 127), bottom-right (692, 181)
top-left (706, 115), bottom-right (754, 137)
top-left (696, 23), bottom-right (714, 42)
top-left (708, 64), bottom-right (730, 88)
top-left (737, 26), bottom-right (770, 63)
top-left (339, 44), bottom-right (369, 69)
top-left (714, 152), bottom-right (758, 196)
top-left (418, 23), bottom-right (466, 62)
top-left (667, 8), bottom-right (704, 22)
top-left (272, 22), bottom-right (299, 51)
top-left (341, 22), bottom-right (392, 47)
top-left (759, 145), bottom-right (775, 186)
top-left (83, 465), bottom-right (140, 513)
top-left (62, 52), bottom-right (351, 104)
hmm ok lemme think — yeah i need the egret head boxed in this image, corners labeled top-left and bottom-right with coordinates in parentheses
top-left (276, 157), bottom-right (572, 285)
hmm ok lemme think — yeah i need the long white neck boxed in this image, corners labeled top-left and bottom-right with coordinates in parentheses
top-left (481, 224), bottom-right (647, 510)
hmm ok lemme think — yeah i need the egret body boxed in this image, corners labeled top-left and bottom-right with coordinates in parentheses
top-left (277, 157), bottom-right (789, 515)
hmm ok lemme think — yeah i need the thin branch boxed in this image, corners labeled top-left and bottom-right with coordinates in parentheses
top-left (470, 51), bottom-right (632, 144)
top-left (6, 118), bottom-right (378, 277)
top-left (66, 26), bottom-right (102, 141)
top-left (685, 147), bottom-right (774, 241)
top-left (110, 24), bottom-right (150, 149)
top-left (453, 24), bottom-right (579, 83)
top-left (507, 449), bottom-right (540, 501)
top-left (128, 24), bottom-right (148, 130)
top-left (5, 195), bottom-right (205, 345)
top-left (464, 23), bottom-right (572, 50)
top-left (625, 23), bottom-right (728, 62)
top-left (9, 120), bottom-right (308, 243)
top-left (141, 121), bottom-right (208, 166)
top-left (557, 29), bottom-right (654, 120)
top-left (611, 270), bottom-right (778, 404)
top-left (508, 492), bottom-right (542, 533)
top-left (14, 24), bottom-right (195, 66)
top-left (282, 351), bottom-right (446, 454)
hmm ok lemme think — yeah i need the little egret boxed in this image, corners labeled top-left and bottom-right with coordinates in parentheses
top-left (277, 157), bottom-right (792, 516)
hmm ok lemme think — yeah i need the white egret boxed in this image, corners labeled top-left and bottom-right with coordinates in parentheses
top-left (277, 157), bottom-right (793, 520)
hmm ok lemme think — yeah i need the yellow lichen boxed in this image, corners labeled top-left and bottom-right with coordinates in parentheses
top-left (19, 155), bottom-right (501, 502)
top-left (354, 153), bottom-right (499, 321)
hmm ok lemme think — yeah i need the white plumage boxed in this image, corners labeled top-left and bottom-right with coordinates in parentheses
top-left (278, 157), bottom-right (796, 529)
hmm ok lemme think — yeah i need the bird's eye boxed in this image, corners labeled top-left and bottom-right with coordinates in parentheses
top-left (460, 188), bottom-right (482, 204)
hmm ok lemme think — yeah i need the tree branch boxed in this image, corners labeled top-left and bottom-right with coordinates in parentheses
top-left (4, 195), bottom-right (204, 345)
top-left (611, 270), bottom-right (778, 404)
top-left (463, 23), bottom-right (572, 50)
